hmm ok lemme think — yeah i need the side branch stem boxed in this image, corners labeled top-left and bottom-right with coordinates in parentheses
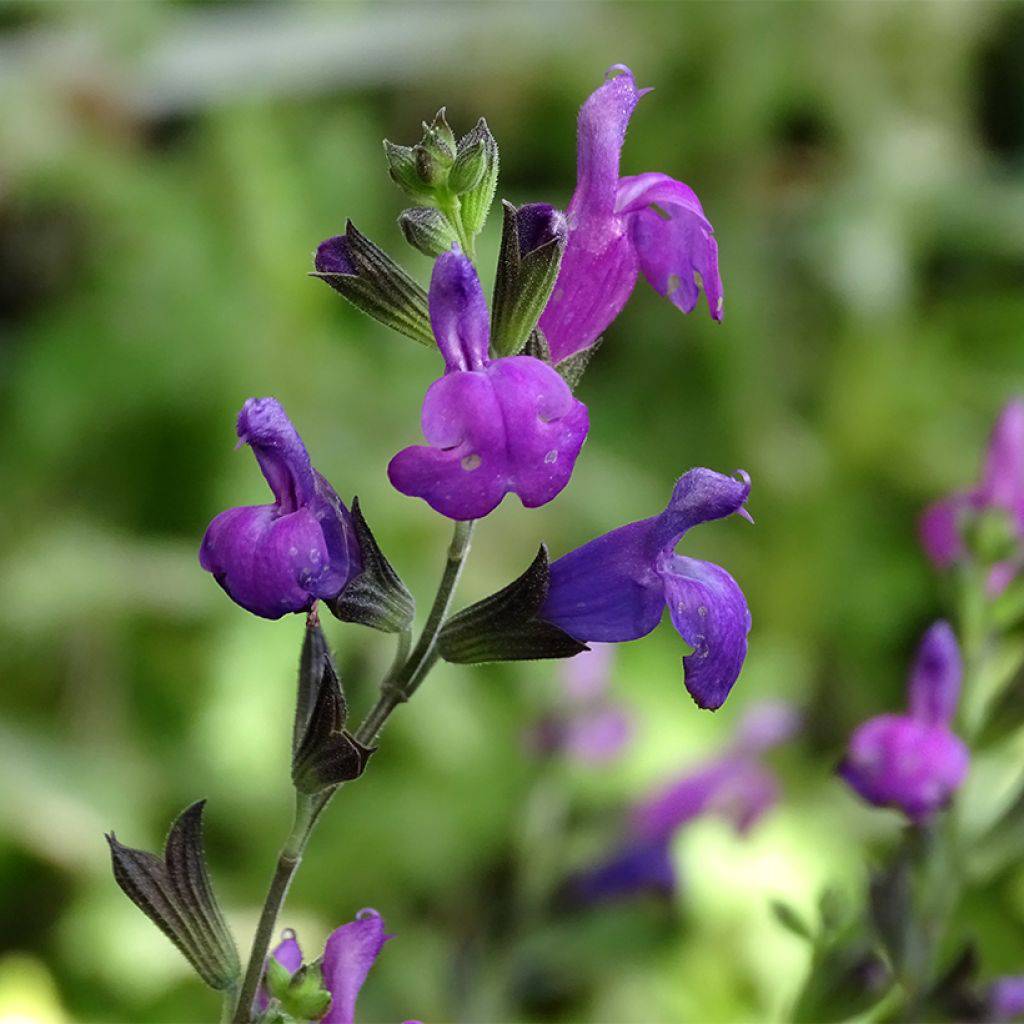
top-left (232, 793), bottom-right (315, 1022)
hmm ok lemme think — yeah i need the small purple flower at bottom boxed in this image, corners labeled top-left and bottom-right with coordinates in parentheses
top-left (920, 398), bottom-right (1024, 584)
top-left (388, 244), bottom-right (589, 521)
top-left (840, 621), bottom-right (969, 822)
top-left (539, 467), bottom-right (753, 711)
top-left (990, 976), bottom-right (1024, 1021)
top-left (256, 910), bottom-right (420, 1024)
top-left (568, 702), bottom-right (797, 904)
top-left (200, 398), bottom-right (360, 620)
top-left (538, 65), bottom-right (722, 363)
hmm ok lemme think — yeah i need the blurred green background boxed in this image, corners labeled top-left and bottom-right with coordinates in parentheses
top-left (2, 2), bottom-right (1024, 1021)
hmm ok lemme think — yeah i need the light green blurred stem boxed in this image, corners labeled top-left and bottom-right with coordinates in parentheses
top-left (232, 518), bottom-right (475, 1021)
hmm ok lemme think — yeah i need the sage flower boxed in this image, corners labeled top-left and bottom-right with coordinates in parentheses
top-left (539, 64), bottom-right (722, 363)
top-left (257, 911), bottom-right (419, 1024)
top-left (920, 398), bottom-right (1024, 594)
top-left (539, 467), bottom-right (753, 710)
top-left (570, 702), bottom-right (797, 903)
top-left (840, 621), bottom-right (969, 822)
top-left (388, 245), bottom-right (589, 520)
top-left (200, 398), bottom-right (359, 620)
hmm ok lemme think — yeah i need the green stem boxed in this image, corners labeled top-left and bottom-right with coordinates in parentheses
top-left (232, 793), bottom-right (316, 1023)
top-left (441, 194), bottom-right (476, 261)
top-left (234, 520), bottom-right (475, 1020)
top-left (356, 518), bottom-right (475, 744)
top-left (221, 982), bottom-right (240, 1024)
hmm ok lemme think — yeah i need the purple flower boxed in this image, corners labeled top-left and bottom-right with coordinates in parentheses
top-left (538, 65), bottom-right (722, 363)
top-left (631, 702), bottom-right (797, 844)
top-left (539, 467), bottom-right (752, 711)
top-left (920, 399), bottom-right (1024, 571)
top-left (840, 621), bottom-right (969, 822)
top-left (257, 910), bottom-right (418, 1024)
top-left (526, 645), bottom-right (633, 763)
top-left (569, 701), bottom-right (796, 904)
top-left (388, 246), bottom-right (589, 520)
top-left (990, 976), bottom-right (1024, 1021)
top-left (200, 398), bottom-right (360, 619)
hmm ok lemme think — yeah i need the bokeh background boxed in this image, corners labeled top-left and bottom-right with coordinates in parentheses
top-left (2, 2), bottom-right (1024, 1021)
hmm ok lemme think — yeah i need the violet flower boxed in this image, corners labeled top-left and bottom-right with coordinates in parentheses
top-left (569, 701), bottom-right (797, 904)
top-left (256, 910), bottom-right (418, 1024)
top-left (527, 645), bottom-right (633, 763)
top-left (990, 976), bottom-right (1024, 1022)
top-left (920, 399), bottom-right (1024, 594)
top-left (539, 467), bottom-right (753, 711)
top-left (840, 621), bottom-right (969, 822)
top-left (388, 245), bottom-right (589, 520)
top-left (200, 398), bottom-right (360, 620)
top-left (538, 64), bottom-right (722, 364)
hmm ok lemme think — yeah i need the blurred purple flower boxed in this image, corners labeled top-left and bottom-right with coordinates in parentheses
top-left (840, 621), bottom-right (969, 822)
top-left (990, 976), bottom-right (1024, 1021)
top-left (539, 467), bottom-right (753, 711)
top-left (538, 65), bottom-right (722, 363)
top-left (569, 701), bottom-right (797, 904)
top-left (388, 245), bottom-right (589, 520)
top-left (527, 645), bottom-right (634, 763)
top-left (920, 399), bottom-right (1024, 576)
top-left (257, 910), bottom-right (418, 1024)
top-left (200, 397), bottom-right (360, 619)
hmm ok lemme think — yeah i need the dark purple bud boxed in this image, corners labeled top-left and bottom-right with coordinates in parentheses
top-left (199, 398), bottom-right (359, 620)
top-left (491, 202), bottom-right (568, 358)
top-left (313, 222), bottom-right (433, 347)
top-left (907, 620), bottom-right (962, 727)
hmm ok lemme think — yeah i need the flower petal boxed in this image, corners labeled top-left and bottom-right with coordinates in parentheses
top-left (907, 620), bottom-right (962, 727)
top-left (572, 65), bottom-right (647, 218)
top-left (631, 760), bottom-right (739, 843)
top-left (388, 356), bottom-right (588, 520)
top-left (540, 519), bottom-right (668, 642)
top-left (538, 228), bottom-right (639, 363)
top-left (650, 468), bottom-right (752, 554)
top-left (979, 398), bottom-right (1024, 514)
top-left (623, 173), bottom-right (723, 322)
top-left (919, 494), bottom-right (969, 568)
top-left (237, 397), bottom-right (318, 512)
top-left (321, 909), bottom-right (391, 1024)
top-left (839, 714), bottom-right (969, 822)
top-left (989, 976), bottom-right (1024, 1022)
top-left (429, 246), bottom-right (490, 372)
top-left (658, 554), bottom-right (751, 710)
top-left (568, 839), bottom-right (676, 905)
top-left (199, 505), bottom-right (332, 619)
top-left (255, 930), bottom-right (304, 1013)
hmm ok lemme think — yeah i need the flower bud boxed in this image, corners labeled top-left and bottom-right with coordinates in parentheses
top-left (383, 140), bottom-right (434, 200)
top-left (398, 206), bottom-right (460, 258)
top-left (491, 201), bottom-right (567, 357)
top-left (313, 222), bottom-right (433, 347)
top-left (455, 117), bottom-right (498, 236)
top-left (448, 138), bottom-right (486, 196)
